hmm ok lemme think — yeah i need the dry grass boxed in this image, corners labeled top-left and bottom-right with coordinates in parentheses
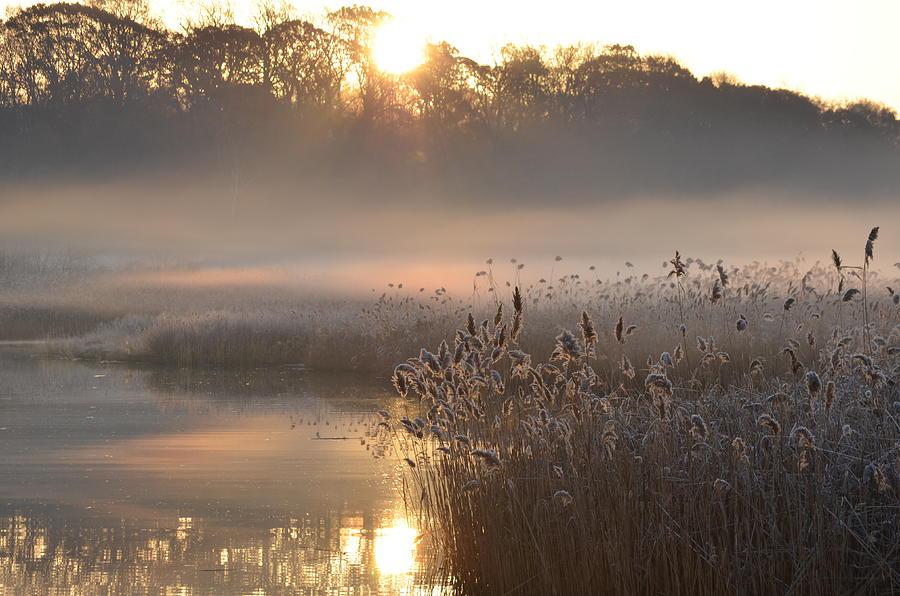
top-left (380, 231), bottom-right (900, 595)
top-left (47, 291), bottom-right (467, 370)
top-left (40, 251), bottom-right (897, 375)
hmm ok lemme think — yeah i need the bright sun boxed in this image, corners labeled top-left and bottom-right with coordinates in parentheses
top-left (371, 20), bottom-right (427, 74)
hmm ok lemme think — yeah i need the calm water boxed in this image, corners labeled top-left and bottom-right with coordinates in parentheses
top-left (0, 347), bottom-right (442, 595)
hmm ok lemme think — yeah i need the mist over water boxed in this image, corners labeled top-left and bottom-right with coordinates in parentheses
top-left (1, 177), bottom-right (897, 296)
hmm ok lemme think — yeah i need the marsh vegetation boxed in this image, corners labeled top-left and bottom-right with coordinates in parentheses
top-left (0, 226), bottom-right (897, 595)
top-left (379, 229), bottom-right (900, 594)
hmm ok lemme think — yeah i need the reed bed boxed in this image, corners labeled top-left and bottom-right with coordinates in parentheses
top-left (46, 251), bottom-right (898, 375)
top-left (379, 230), bottom-right (900, 595)
top-left (48, 291), bottom-right (466, 370)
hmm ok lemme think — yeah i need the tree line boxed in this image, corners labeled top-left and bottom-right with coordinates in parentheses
top-left (1, 0), bottom-right (898, 198)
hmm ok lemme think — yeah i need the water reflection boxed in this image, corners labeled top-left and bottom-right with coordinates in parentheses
top-left (0, 347), bottom-right (442, 594)
top-left (0, 511), bottom-right (434, 594)
top-left (374, 520), bottom-right (418, 577)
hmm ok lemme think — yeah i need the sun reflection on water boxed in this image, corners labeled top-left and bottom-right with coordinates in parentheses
top-left (374, 519), bottom-right (418, 576)
top-left (0, 356), bottom-right (442, 594)
top-left (0, 513), bottom-right (438, 594)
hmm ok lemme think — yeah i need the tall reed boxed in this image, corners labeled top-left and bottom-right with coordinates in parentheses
top-left (383, 237), bottom-right (899, 595)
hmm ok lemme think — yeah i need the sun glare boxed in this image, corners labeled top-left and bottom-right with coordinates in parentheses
top-left (373, 519), bottom-right (418, 575)
top-left (371, 20), bottom-right (427, 74)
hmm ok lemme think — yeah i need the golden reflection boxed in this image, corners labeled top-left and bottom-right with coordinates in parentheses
top-left (0, 513), bottom-right (438, 594)
top-left (339, 525), bottom-right (363, 565)
top-left (31, 530), bottom-right (46, 560)
top-left (0, 360), bottom-right (441, 593)
top-left (176, 516), bottom-right (192, 541)
top-left (374, 519), bottom-right (418, 576)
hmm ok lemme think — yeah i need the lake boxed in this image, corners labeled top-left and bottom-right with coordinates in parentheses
top-left (0, 346), bottom-right (442, 595)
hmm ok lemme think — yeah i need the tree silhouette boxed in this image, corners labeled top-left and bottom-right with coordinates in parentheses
top-left (0, 2), bottom-right (896, 196)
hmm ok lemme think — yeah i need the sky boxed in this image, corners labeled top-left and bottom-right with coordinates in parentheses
top-left (341, 0), bottom-right (900, 109)
top-left (1, 0), bottom-right (897, 109)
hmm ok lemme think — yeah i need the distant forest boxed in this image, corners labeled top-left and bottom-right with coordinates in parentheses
top-left (2, 0), bottom-right (899, 198)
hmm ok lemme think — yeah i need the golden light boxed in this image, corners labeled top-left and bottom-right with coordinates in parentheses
top-left (371, 19), bottom-right (427, 74)
top-left (339, 525), bottom-right (363, 565)
top-left (373, 519), bottom-right (417, 575)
